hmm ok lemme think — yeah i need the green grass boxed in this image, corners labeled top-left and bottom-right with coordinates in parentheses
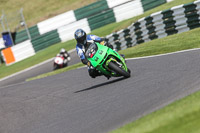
top-left (0, 0), bottom-right (198, 79)
top-left (110, 90), bottom-right (200, 133)
top-left (0, 0), bottom-right (97, 28)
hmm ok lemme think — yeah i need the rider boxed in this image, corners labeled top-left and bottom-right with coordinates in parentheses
top-left (57, 48), bottom-right (71, 66)
top-left (75, 29), bottom-right (113, 79)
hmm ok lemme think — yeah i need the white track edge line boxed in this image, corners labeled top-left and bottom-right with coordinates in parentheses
top-left (126, 48), bottom-right (200, 60)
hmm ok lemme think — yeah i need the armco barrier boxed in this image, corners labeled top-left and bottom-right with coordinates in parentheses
top-left (88, 9), bottom-right (116, 30)
top-left (58, 18), bottom-right (91, 42)
top-left (141, 0), bottom-right (166, 11)
top-left (0, 38), bottom-right (4, 49)
top-left (74, 0), bottom-right (109, 20)
top-left (106, 0), bottom-right (131, 8)
top-left (14, 25), bottom-right (40, 44)
top-left (1, 40), bottom-right (35, 65)
top-left (11, 40), bottom-right (35, 63)
top-left (106, 0), bottom-right (200, 51)
top-left (14, 30), bottom-right (29, 44)
top-left (113, 0), bottom-right (144, 22)
top-left (37, 11), bottom-right (76, 35)
top-left (31, 30), bottom-right (61, 52)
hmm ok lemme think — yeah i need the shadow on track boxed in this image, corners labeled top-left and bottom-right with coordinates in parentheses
top-left (75, 77), bottom-right (126, 93)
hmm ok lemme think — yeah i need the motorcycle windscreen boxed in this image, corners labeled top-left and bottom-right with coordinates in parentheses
top-left (86, 43), bottom-right (108, 68)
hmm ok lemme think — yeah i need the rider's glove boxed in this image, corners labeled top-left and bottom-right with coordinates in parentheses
top-left (100, 41), bottom-right (105, 45)
top-left (87, 61), bottom-right (95, 69)
top-left (100, 41), bottom-right (113, 49)
top-left (87, 61), bottom-right (91, 67)
top-left (67, 57), bottom-right (71, 61)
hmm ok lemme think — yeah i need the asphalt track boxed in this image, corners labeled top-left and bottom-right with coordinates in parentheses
top-left (0, 49), bottom-right (81, 87)
top-left (0, 49), bottom-right (200, 133)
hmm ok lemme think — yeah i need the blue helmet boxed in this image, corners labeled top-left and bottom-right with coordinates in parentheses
top-left (74, 29), bottom-right (87, 46)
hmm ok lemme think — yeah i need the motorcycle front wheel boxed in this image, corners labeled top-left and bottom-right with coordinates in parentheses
top-left (53, 64), bottom-right (59, 70)
top-left (108, 62), bottom-right (130, 78)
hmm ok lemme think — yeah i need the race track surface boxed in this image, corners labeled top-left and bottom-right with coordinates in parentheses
top-left (0, 50), bottom-right (81, 87)
top-left (0, 49), bottom-right (200, 133)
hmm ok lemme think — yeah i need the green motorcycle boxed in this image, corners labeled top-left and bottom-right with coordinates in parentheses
top-left (85, 42), bottom-right (131, 78)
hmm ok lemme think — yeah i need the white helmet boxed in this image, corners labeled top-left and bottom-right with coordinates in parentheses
top-left (60, 48), bottom-right (66, 53)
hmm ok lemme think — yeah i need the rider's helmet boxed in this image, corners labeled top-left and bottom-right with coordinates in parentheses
top-left (74, 29), bottom-right (87, 46)
top-left (60, 48), bottom-right (66, 54)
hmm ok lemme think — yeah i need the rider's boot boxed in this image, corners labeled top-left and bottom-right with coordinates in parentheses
top-left (104, 74), bottom-right (111, 80)
top-left (89, 68), bottom-right (102, 78)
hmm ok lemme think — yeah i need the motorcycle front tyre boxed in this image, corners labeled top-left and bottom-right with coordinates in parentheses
top-left (108, 62), bottom-right (130, 78)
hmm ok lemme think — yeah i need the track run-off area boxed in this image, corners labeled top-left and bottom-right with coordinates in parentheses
top-left (0, 48), bottom-right (200, 133)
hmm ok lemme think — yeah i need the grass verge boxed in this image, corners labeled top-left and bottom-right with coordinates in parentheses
top-left (26, 62), bottom-right (84, 81)
top-left (110, 90), bottom-right (200, 133)
top-left (0, 0), bottom-right (97, 28)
